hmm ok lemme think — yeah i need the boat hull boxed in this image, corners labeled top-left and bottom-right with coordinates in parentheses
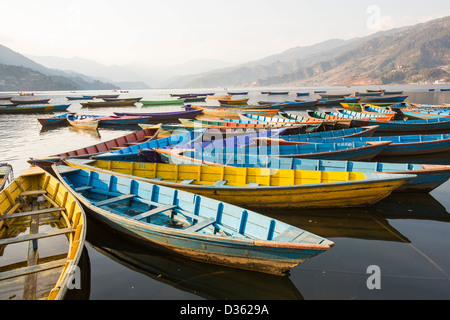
top-left (65, 159), bottom-right (413, 209)
top-left (53, 164), bottom-right (333, 275)
top-left (0, 166), bottom-right (86, 300)
top-left (159, 151), bottom-right (450, 193)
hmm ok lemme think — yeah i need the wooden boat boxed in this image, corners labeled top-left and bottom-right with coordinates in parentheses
top-left (336, 109), bottom-right (395, 121)
top-left (354, 92), bottom-right (383, 97)
top-left (64, 158), bottom-right (415, 210)
top-left (29, 127), bottom-right (162, 167)
top-left (267, 92), bottom-right (289, 95)
top-left (160, 140), bottom-right (392, 161)
top-left (113, 107), bottom-right (203, 122)
top-left (155, 152), bottom-right (449, 193)
top-left (0, 163), bottom-right (13, 191)
top-left (67, 114), bottom-right (99, 130)
top-left (440, 89), bottom-right (450, 91)
top-left (66, 96), bottom-right (92, 101)
top-left (80, 100), bottom-right (140, 108)
top-left (139, 128), bottom-right (287, 161)
top-left (95, 94), bottom-right (120, 99)
top-left (0, 105), bottom-right (55, 114)
top-left (319, 94), bottom-right (351, 99)
top-left (207, 95), bottom-right (232, 100)
top-left (92, 129), bottom-right (206, 161)
top-left (350, 117), bottom-right (450, 132)
top-left (282, 111), bottom-right (352, 129)
top-left (52, 164), bottom-right (334, 275)
top-left (189, 105), bottom-right (279, 119)
top-left (10, 98), bottom-right (51, 105)
top-left (258, 134), bottom-right (450, 157)
top-left (296, 92), bottom-right (310, 96)
top-left (307, 109), bottom-right (380, 122)
top-left (251, 126), bottom-right (379, 145)
top-left (52, 104), bottom-right (71, 112)
top-left (314, 90), bottom-right (326, 93)
top-left (366, 89), bottom-right (384, 93)
top-left (75, 114), bottom-right (152, 126)
top-left (38, 112), bottom-right (75, 127)
top-left (102, 97), bottom-right (143, 102)
top-left (238, 113), bottom-right (322, 124)
top-left (182, 97), bottom-right (206, 103)
top-left (0, 166), bottom-right (86, 300)
top-left (218, 98), bottom-right (250, 105)
top-left (227, 92), bottom-right (248, 95)
top-left (140, 99), bottom-right (186, 106)
top-left (359, 95), bottom-right (408, 103)
top-left (202, 104), bottom-right (276, 110)
top-left (361, 104), bottom-right (398, 118)
top-left (274, 100), bottom-right (318, 109)
top-left (399, 108), bottom-right (450, 120)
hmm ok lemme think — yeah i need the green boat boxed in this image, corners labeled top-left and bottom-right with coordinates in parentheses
top-left (141, 99), bottom-right (186, 106)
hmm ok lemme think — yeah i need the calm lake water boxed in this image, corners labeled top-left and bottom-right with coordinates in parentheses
top-left (1, 85), bottom-right (450, 301)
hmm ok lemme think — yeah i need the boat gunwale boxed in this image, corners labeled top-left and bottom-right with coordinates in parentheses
top-left (52, 164), bottom-right (333, 252)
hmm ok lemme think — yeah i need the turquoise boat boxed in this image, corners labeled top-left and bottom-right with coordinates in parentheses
top-left (93, 129), bottom-right (206, 161)
top-left (258, 134), bottom-right (450, 157)
top-left (350, 117), bottom-right (450, 132)
top-left (159, 140), bottom-right (392, 161)
top-left (53, 164), bottom-right (334, 275)
top-left (156, 151), bottom-right (449, 193)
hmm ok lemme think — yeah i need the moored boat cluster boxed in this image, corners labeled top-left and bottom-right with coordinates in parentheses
top-left (1, 88), bottom-right (450, 299)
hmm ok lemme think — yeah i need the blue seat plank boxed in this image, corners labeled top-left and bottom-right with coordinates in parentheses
top-left (94, 194), bottom-right (135, 207)
top-left (184, 218), bottom-right (216, 232)
top-left (132, 204), bottom-right (178, 221)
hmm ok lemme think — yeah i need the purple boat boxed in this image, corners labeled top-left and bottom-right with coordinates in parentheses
top-left (114, 107), bottom-right (203, 123)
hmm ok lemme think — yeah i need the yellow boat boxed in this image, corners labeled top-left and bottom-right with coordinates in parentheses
top-left (207, 94), bottom-right (232, 100)
top-left (63, 159), bottom-right (415, 210)
top-left (190, 105), bottom-right (279, 119)
top-left (0, 166), bottom-right (86, 300)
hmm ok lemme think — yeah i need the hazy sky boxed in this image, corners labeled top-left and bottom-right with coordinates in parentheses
top-left (1, 0), bottom-right (449, 67)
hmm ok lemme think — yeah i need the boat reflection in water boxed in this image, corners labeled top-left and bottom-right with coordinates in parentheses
top-left (86, 217), bottom-right (304, 300)
top-left (85, 189), bottom-right (449, 300)
top-left (261, 192), bottom-right (450, 243)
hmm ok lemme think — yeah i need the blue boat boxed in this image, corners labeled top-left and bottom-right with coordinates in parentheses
top-left (38, 112), bottom-right (75, 127)
top-left (156, 152), bottom-right (450, 193)
top-left (160, 140), bottom-right (392, 161)
top-left (273, 100), bottom-right (318, 109)
top-left (259, 134), bottom-right (450, 157)
top-left (52, 104), bottom-right (71, 111)
top-left (53, 164), bottom-right (334, 275)
top-left (400, 108), bottom-right (450, 120)
top-left (359, 95), bottom-right (408, 103)
top-left (296, 92), bottom-right (310, 96)
top-left (139, 129), bottom-right (286, 162)
top-left (351, 117), bottom-right (450, 132)
top-left (93, 130), bottom-right (207, 161)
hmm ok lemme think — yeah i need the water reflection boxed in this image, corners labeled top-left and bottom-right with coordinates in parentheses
top-left (260, 192), bottom-right (450, 242)
top-left (86, 217), bottom-right (303, 300)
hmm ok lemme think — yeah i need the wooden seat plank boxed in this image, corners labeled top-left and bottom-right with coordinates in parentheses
top-left (21, 190), bottom-right (46, 197)
top-left (0, 258), bottom-right (68, 281)
top-left (0, 228), bottom-right (74, 246)
top-left (184, 218), bottom-right (215, 232)
top-left (132, 204), bottom-right (178, 221)
top-left (94, 194), bottom-right (135, 207)
top-left (274, 226), bottom-right (304, 242)
top-left (213, 180), bottom-right (227, 187)
top-left (0, 207), bottom-right (66, 220)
